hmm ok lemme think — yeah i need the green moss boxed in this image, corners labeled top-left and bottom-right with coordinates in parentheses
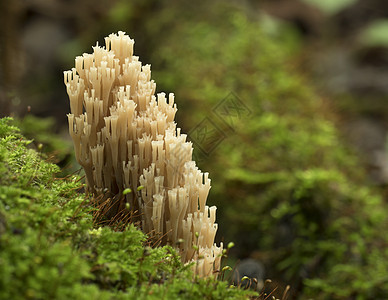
top-left (0, 117), bottom-right (254, 299)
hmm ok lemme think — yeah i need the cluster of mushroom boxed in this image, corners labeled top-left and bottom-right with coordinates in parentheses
top-left (64, 31), bottom-right (223, 277)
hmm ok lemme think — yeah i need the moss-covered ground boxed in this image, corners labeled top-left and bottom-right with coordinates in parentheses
top-left (0, 117), bottom-right (254, 299)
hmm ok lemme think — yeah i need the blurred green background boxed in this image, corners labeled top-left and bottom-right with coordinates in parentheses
top-left (2, 0), bottom-right (388, 298)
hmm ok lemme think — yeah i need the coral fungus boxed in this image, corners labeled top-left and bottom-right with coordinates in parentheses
top-left (64, 31), bottom-right (222, 277)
